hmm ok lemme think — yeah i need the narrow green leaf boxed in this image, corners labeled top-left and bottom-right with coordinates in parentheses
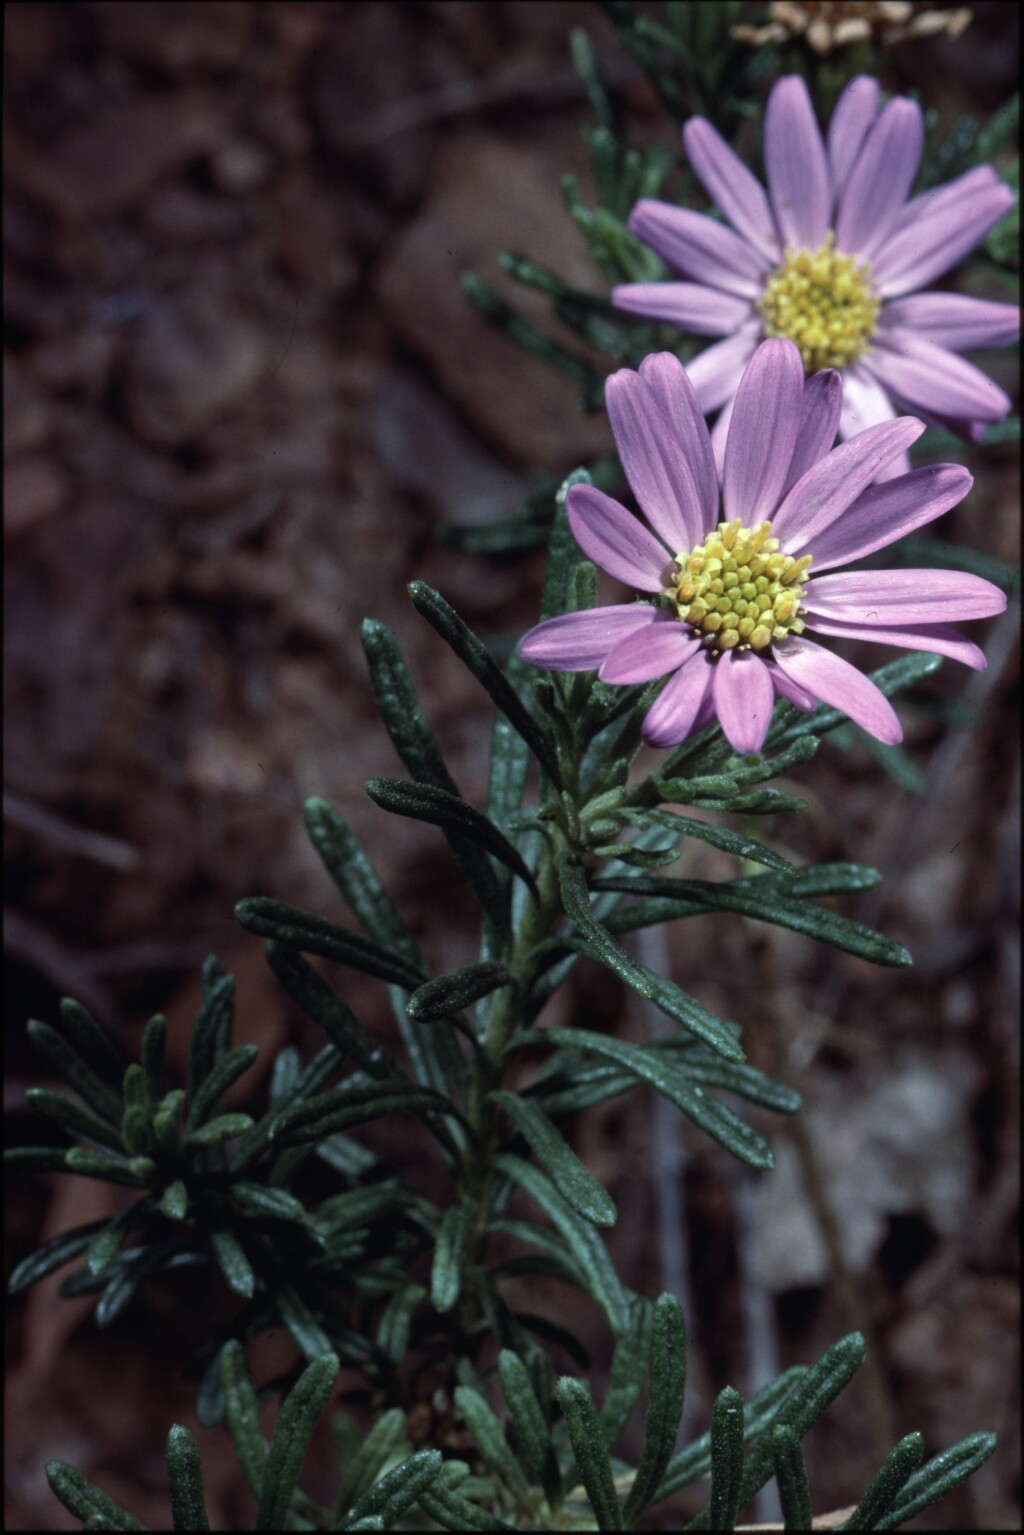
top-left (841, 1433), bottom-right (923, 1530)
top-left (236, 899), bottom-right (425, 990)
top-left (335, 1407), bottom-right (409, 1520)
top-left (230, 1042), bottom-right (341, 1173)
top-left (639, 969), bottom-right (745, 1063)
top-left (663, 1050), bottom-right (802, 1115)
top-left (498, 1349), bottom-right (560, 1501)
top-left (526, 1029), bottom-right (773, 1171)
top-left (419, 1478), bottom-right (515, 1531)
top-left (304, 797), bottom-right (419, 963)
top-left (366, 777), bottom-right (538, 898)
top-left (454, 1385), bottom-right (530, 1503)
top-left (601, 1296), bottom-right (652, 1447)
top-left (408, 582), bottom-right (560, 785)
top-left (431, 1198), bottom-right (478, 1314)
top-left (708, 1387), bottom-right (745, 1531)
top-left (257, 1352), bottom-right (340, 1531)
top-left (220, 1341), bottom-right (268, 1497)
top-left (132, 1012), bottom-right (165, 1101)
top-left (771, 1424), bottom-right (813, 1532)
top-left (26, 1087), bottom-right (126, 1153)
top-left (159, 1180), bottom-right (189, 1220)
top-left (557, 1377), bottom-right (622, 1531)
top-left (656, 1368), bottom-right (808, 1499)
top-left (188, 972), bottom-right (235, 1101)
top-left (45, 1462), bottom-right (146, 1531)
top-left (687, 1334), bottom-right (866, 1527)
top-left (188, 1113), bottom-right (254, 1147)
top-left (377, 1282), bottom-right (426, 1362)
top-left (210, 1231), bottom-right (254, 1298)
top-left (230, 1182), bottom-right (306, 1222)
top-left (342, 1449), bottom-right (443, 1529)
top-left (632, 812), bottom-right (795, 873)
top-left (623, 1294), bottom-right (686, 1525)
top-left (95, 1241), bottom-right (175, 1327)
top-left (264, 942), bottom-right (403, 1078)
top-left (489, 1091), bottom-right (616, 1227)
top-left (487, 649), bottom-right (535, 824)
top-left (271, 1078), bottom-right (451, 1145)
top-left (494, 1154), bottom-right (630, 1335)
top-left (873, 1432), bottom-right (997, 1531)
top-left (86, 1201), bottom-right (147, 1276)
top-left (59, 998), bottom-right (124, 1086)
top-left (187, 1044), bottom-right (259, 1130)
top-left (487, 1218), bottom-right (588, 1288)
top-left (409, 962), bottom-right (515, 1022)
top-left (8, 1219), bottom-right (110, 1294)
top-left (4, 1145), bottom-right (71, 1173)
top-left (27, 1019), bottom-right (123, 1126)
top-left (64, 1148), bottom-right (154, 1187)
top-left (278, 1283), bottom-right (334, 1361)
top-left (166, 1424), bottom-right (210, 1532)
top-left (557, 854), bottom-right (653, 997)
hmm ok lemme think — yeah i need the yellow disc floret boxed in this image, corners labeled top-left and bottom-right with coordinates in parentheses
top-left (667, 518), bottom-right (811, 656)
top-left (758, 231), bottom-right (880, 373)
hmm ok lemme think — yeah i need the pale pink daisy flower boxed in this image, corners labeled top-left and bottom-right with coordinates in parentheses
top-left (519, 341), bottom-right (1006, 755)
top-left (613, 75), bottom-right (1018, 480)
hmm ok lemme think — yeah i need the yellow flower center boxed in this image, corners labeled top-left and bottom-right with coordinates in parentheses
top-left (667, 518), bottom-right (811, 656)
top-left (758, 231), bottom-right (880, 373)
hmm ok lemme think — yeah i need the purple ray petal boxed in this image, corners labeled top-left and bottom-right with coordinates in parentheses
top-left (685, 324), bottom-right (762, 413)
top-left (835, 97), bottom-right (924, 259)
top-left (723, 338), bottom-right (807, 525)
top-left (600, 623), bottom-right (700, 684)
top-left (606, 368), bottom-right (707, 552)
top-left (641, 653), bottom-right (714, 748)
top-left (627, 201), bottom-right (771, 295)
top-left (712, 649), bottom-right (775, 754)
top-left (879, 292), bottom-right (1020, 352)
top-left (764, 75), bottom-right (831, 250)
top-left (827, 76), bottom-right (881, 205)
top-left (801, 615), bottom-right (986, 670)
top-left (566, 484), bottom-right (673, 592)
top-left (709, 392), bottom-right (736, 482)
top-left (683, 118), bottom-right (780, 261)
top-left (771, 636), bottom-right (902, 743)
top-left (779, 370), bottom-right (843, 498)
top-left (805, 463), bottom-right (972, 571)
top-left (867, 333), bottom-right (1012, 422)
top-left (872, 169), bottom-right (1015, 297)
top-left (771, 417), bottom-right (925, 551)
top-left (764, 662), bottom-right (818, 712)
top-left (804, 568), bottom-right (1007, 624)
top-left (837, 363), bottom-right (909, 483)
top-left (638, 352), bottom-right (719, 534)
top-left (519, 605), bottom-right (664, 671)
top-left (611, 281), bottom-right (753, 335)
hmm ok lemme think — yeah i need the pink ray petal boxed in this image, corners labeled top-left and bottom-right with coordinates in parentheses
top-left (827, 76), bottom-right (881, 205)
top-left (710, 391), bottom-right (736, 482)
top-left (600, 623), bottom-right (700, 684)
top-left (835, 97), bottom-right (923, 259)
top-left (611, 281), bottom-right (754, 335)
top-left (836, 363), bottom-right (908, 483)
top-left (723, 338), bottom-right (806, 525)
top-left (771, 417), bottom-right (925, 551)
top-left (519, 604), bottom-right (665, 671)
top-left (764, 662), bottom-right (818, 712)
top-left (764, 76), bottom-right (831, 250)
top-left (801, 615), bottom-right (986, 670)
top-left (682, 118), bottom-right (780, 261)
top-left (872, 170), bottom-right (1015, 297)
top-left (866, 332), bottom-right (1012, 422)
top-left (878, 293), bottom-right (1020, 352)
top-left (605, 368), bottom-right (707, 553)
top-left (685, 324), bottom-right (762, 413)
top-left (638, 352), bottom-right (719, 534)
top-left (771, 636), bottom-right (902, 743)
top-left (805, 463), bottom-right (972, 571)
top-left (712, 649), bottom-right (776, 755)
top-left (627, 201), bottom-right (771, 294)
top-left (803, 568), bottom-right (1007, 624)
top-left (779, 369), bottom-right (843, 498)
top-left (641, 653), bottom-right (714, 748)
top-left (566, 484), bottom-right (673, 592)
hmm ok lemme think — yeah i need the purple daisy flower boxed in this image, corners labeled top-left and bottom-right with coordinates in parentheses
top-left (613, 75), bottom-right (1018, 480)
top-left (519, 341), bottom-right (1006, 755)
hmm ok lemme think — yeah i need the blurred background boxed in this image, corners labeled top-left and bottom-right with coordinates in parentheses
top-left (4, 2), bottom-right (1019, 1528)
